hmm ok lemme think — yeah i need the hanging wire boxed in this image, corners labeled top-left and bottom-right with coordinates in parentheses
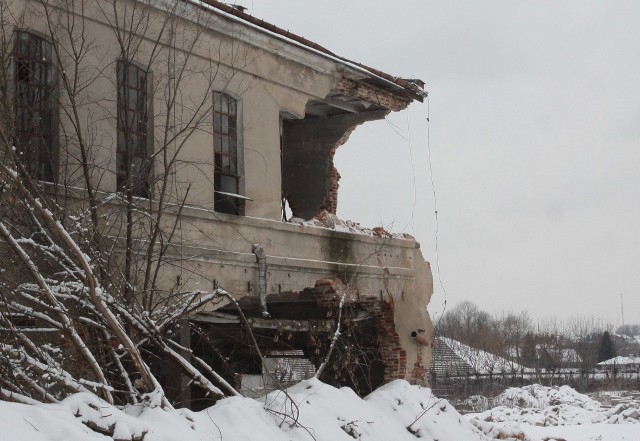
top-left (426, 97), bottom-right (449, 328)
top-left (384, 108), bottom-right (416, 236)
top-left (405, 107), bottom-right (418, 236)
top-left (387, 98), bottom-right (449, 330)
top-left (385, 117), bottom-right (409, 141)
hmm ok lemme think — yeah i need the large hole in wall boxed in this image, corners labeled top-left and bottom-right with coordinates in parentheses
top-left (190, 280), bottom-right (400, 401)
top-left (280, 107), bottom-right (389, 221)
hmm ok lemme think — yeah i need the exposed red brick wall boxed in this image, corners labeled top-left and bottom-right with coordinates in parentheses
top-left (311, 279), bottom-right (408, 384)
top-left (325, 167), bottom-right (341, 215)
top-left (369, 299), bottom-right (407, 382)
top-left (409, 346), bottom-right (428, 386)
top-left (323, 126), bottom-right (356, 215)
top-left (336, 77), bottom-right (410, 112)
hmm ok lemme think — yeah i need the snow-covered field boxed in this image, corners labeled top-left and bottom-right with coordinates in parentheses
top-left (1, 380), bottom-right (639, 440)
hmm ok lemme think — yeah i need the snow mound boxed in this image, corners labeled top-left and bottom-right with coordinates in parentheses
top-left (262, 378), bottom-right (487, 440)
top-left (461, 394), bottom-right (491, 413)
top-left (467, 384), bottom-right (640, 428)
top-left (495, 384), bottom-right (601, 410)
top-left (0, 379), bottom-right (488, 441)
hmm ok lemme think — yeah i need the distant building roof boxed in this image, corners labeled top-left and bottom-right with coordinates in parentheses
top-left (597, 356), bottom-right (640, 366)
top-left (536, 347), bottom-right (583, 364)
top-left (431, 337), bottom-right (526, 376)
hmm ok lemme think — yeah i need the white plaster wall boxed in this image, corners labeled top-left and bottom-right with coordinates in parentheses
top-left (9, 0), bottom-right (334, 221)
top-left (6, 0), bottom-right (433, 381)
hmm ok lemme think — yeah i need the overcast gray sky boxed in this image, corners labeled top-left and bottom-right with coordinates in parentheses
top-left (237, 1), bottom-right (640, 326)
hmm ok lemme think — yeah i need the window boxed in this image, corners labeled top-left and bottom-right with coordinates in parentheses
top-left (213, 92), bottom-right (243, 215)
top-left (13, 31), bottom-right (57, 182)
top-left (117, 62), bottom-right (151, 198)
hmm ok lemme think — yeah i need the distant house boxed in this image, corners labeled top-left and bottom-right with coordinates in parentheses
top-left (597, 356), bottom-right (640, 371)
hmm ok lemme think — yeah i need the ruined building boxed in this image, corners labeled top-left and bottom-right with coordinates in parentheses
top-left (2, 0), bottom-right (433, 404)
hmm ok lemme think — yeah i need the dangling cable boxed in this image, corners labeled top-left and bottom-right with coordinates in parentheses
top-left (426, 97), bottom-right (449, 327)
top-left (406, 107), bottom-right (417, 236)
top-left (384, 108), bottom-right (417, 236)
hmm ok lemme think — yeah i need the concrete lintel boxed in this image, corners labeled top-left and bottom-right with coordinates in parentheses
top-left (336, 77), bottom-right (411, 112)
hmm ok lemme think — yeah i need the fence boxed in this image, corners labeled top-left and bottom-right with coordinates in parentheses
top-left (430, 368), bottom-right (640, 409)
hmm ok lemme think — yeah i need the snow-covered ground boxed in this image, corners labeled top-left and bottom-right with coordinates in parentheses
top-left (0, 379), bottom-right (485, 441)
top-left (1, 380), bottom-right (639, 440)
top-left (467, 385), bottom-right (640, 441)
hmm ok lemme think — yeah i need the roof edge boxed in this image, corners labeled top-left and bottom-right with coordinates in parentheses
top-left (190, 0), bottom-right (427, 102)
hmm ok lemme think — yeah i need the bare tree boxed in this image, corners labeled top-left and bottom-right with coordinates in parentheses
top-left (436, 301), bottom-right (505, 357)
top-left (0, 0), bottom-right (253, 408)
top-left (566, 315), bottom-right (607, 374)
top-left (498, 310), bottom-right (531, 369)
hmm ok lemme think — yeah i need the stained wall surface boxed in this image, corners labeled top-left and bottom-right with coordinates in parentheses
top-left (5, 0), bottom-right (433, 384)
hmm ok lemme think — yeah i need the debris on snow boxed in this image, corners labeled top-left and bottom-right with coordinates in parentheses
top-left (289, 210), bottom-right (410, 240)
top-left (466, 383), bottom-right (640, 441)
top-left (493, 384), bottom-right (601, 411)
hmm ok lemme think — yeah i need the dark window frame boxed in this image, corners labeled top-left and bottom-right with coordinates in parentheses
top-left (13, 30), bottom-right (59, 182)
top-left (117, 60), bottom-right (152, 199)
top-left (213, 91), bottom-right (244, 215)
